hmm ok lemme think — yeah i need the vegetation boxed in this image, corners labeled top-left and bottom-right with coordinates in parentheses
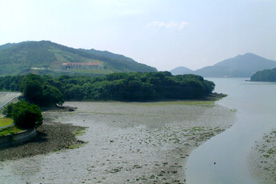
top-left (19, 74), bottom-right (64, 106)
top-left (251, 68), bottom-right (276, 82)
top-left (0, 72), bottom-right (215, 102)
top-left (0, 126), bottom-right (25, 136)
top-left (3, 100), bottom-right (43, 129)
top-left (0, 41), bottom-right (157, 76)
top-left (0, 117), bottom-right (14, 127)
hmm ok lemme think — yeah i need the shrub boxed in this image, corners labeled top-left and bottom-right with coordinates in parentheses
top-left (3, 100), bottom-right (43, 129)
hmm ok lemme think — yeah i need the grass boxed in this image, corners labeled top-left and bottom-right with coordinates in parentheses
top-left (73, 127), bottom-right (88, 136)
top-left (0, 117), bottom-right (25, 136)
top-left (0, 117), bottom-right (14, 127)
top-left (0, 126), bottom-right (25, 136)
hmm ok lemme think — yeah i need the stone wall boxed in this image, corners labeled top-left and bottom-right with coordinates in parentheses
top-left (0, 128), bottom-right (37, 148)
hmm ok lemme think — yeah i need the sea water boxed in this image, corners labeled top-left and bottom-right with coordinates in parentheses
top-left (186, 78), bottom-right (276, 184)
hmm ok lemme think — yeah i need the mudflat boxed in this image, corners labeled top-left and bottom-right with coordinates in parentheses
top-left (0, 101), bottom-right (235, 184)
top-left (249, 129), bottom-right (276, 184)
top-left (0, 124), bottom-right (86, 161)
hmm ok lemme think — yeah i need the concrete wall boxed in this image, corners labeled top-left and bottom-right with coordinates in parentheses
top-left (0, 128), bottom-right (37, 148)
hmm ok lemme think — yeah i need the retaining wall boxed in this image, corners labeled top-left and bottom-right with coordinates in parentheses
top-left (0, 128), bottom-right (37, 149)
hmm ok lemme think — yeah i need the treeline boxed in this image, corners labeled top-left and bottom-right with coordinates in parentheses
top-left (0, 74), bottom-right (63, 107)
top-left (251, 68), bottom-right (276, 82)
top-left (0, 72), bottom-right (215, 103)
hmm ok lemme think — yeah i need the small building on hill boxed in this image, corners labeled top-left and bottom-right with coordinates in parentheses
top-left (61, 62), bottom-right (103, 70)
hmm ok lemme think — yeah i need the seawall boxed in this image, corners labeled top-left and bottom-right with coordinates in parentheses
top-left (0, 128), bottom-right (37, 149)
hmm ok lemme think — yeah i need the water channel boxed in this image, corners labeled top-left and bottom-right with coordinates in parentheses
top-left (186, 78), bottom-right (276, 184)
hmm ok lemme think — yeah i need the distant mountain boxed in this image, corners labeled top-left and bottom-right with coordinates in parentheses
top-left (170, 66), bottom-right (194, 75)
top-left (172, 53), bottom-right (276, 77)
top-left (195, 53), bottom-right (276, 77)
top-left (0, 41), bottom-right (157, 76)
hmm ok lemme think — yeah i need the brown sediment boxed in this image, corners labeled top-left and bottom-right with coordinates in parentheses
top-left (0, 123), bottom-right (86, 161)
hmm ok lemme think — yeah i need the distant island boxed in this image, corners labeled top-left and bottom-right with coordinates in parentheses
top-left (0, 41), bottom-right (157, 76)
top-left (251, 68), bottom-right (276, 82)
top-left (171, 53), bottom-right (276, 78)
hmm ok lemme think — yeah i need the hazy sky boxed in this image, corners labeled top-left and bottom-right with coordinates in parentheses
top-left (0, 0), bottom-right (276, 71)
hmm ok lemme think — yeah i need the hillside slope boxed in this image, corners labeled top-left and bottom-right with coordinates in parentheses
top-left (0, 41), bottom-right (157, 76)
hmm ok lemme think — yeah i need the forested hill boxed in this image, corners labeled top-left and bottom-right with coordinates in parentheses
top-left (251, 68), bottom-right (276, 82)
top-left (0, 41), bottom-right (157, 76)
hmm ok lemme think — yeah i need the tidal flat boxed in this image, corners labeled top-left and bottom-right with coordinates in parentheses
top-left (249, 129), bottom-right (276, 184)
top-left (0, 101), bottom-right (235, 184)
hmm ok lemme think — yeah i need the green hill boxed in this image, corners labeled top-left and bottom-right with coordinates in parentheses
top-left (251, 68), bottom-right (276, 82)
top-left (0, 41), bottom-right (157, 76)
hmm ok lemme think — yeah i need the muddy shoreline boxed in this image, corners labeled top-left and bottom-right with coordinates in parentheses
top-left (0, 123), bottom-right (86, 161)
top-left (0, 101), bottom-right (235, 184)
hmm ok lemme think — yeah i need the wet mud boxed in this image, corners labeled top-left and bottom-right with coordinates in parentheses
top-left (0, 101), bottom-right (235, 184)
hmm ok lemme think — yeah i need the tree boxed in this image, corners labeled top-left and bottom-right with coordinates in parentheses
top-left (3, 100), bottom-right (43, 129)
top-left (20, 74), bottom-right (64, 107)
top-left (2, 103), bottom-right (15, 118)
top-left (23, 79), bottom-right (43, 105)
top-left (42, 85), bottom-right (64, 106)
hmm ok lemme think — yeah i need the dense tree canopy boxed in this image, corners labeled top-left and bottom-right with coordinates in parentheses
top-left (19, 74), bottom-right (64, 107)
top-left (251, 68), bottom-right (276, 82)
top-left (3, 100), bottom-right (43, 129)
top-left (0, 72), bottom-right (215, 102)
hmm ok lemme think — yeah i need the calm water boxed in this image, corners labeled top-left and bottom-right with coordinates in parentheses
top-left (186, 78), bottom-right (276, 184)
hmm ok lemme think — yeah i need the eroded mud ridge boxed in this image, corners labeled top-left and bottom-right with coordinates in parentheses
top-left (0, 101), bottom-right (235, 184)
top-left (250, 129), bottom-right (276, 184)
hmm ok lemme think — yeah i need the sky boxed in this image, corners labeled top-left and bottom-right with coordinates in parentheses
top-left (0, 0), bottom-right (276, 71)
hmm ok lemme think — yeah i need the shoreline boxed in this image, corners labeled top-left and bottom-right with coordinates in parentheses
top-left (0, 123), bottom-right (86, 161)
top-left (0, 101), bottom-right (235, 183)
